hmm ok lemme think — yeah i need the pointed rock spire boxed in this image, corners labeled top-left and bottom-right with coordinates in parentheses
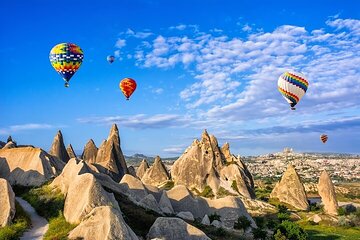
top-left (318, 170), bottom-right (338, 215)
top-left (49, 130), bottom-right (70, 163)
top-left (136, 159), bottom-right (149, 179)
top-left (66, 144), bottom-right (76, 159)
top-left (141, 156), bottom-right (170, 186)
top-left (81, 139), bottom-right (98, 163)
top-left (270, 165), bottom-right (309, 210)
top-left (94, 124), bottom-right (128, 181)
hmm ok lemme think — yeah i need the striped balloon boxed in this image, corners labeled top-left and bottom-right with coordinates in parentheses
top-left (119, 78), bottom-right (137, 100)
top-left (278, 71), bottom-right (308, 110)
top-left (320, 134), bottom-right (328, 144)
top-left (49, 43), bottom-right (84, 87)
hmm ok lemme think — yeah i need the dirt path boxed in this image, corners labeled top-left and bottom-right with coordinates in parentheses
top-left (16, 197), bottom-right (49, 240)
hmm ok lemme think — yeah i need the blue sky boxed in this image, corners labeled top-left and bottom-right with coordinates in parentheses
top-left (1, 0), bottom-right (359, 156)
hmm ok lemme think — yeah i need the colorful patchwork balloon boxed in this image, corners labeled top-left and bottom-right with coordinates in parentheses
top-left (278, 71), bottom-right (309, 110)
top-left (320, 134), bottom-right (328, 143)
top-left (119, 78), bottom-right (137, 100)
top-left (49, 43), bottom-right (84, 87)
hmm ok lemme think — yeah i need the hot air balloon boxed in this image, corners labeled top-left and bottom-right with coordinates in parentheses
top-left (119, 78), bottom-right (137, 100)
top-left (49, 43), bottom-right (84, 87)
top-left (320, 134), bottom-right (328, 144)
top-left (107, 55), bottom-right (115, 63)
top-left (278, 71), bottom-right (308, 110)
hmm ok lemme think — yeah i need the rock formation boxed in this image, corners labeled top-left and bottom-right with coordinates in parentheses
top-left (81, 139), bottom-right (98, 163)
top-left (0, 178), bottom-right (15, 227)
top-left (176, 211), bottom-right (195, 221)
top-left (270, 164), bottom-right (309, 210)
top-left (3, 141), bottom-right (16, 149)
top-left (139, 194), bottom-right (162, 214)
top-left (68, 206), bottom-right (138, 240)
top-left (147, 217), bottom-right (210, 240)
top-left (318, 170), bottom-right (338, 215)
top-left (127, 166), bottom-right (137, 178)
top-left (167, 185), bottom-right (255, 228)
top-left (171, 130), bottom-right (255, 198)
top-left (119, 174), bottom-right (148, 202)
top-left (0, 140), bottom-right (5, 148)
top-left (64, 173), bottom-right (120, 224)
top-left (66, 144), bottom-right (76, 159)
top-left (136, 159), bottom-right (149, 179)
top-left (49, 130), bottom-right (70, 163)
top-left (158, 190), bottom-right (174, 214)
top-left (141, 156), bottom-right (170, 186)
top-left (201, 215), bottom-right (210, 225)
top-left (0, 147), bottom-right (64, 186)
top-left (94, 124), bottom-right (128, 181)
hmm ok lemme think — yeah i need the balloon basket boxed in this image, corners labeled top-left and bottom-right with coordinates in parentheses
top-left (64, 82), bottom-right (69, 88)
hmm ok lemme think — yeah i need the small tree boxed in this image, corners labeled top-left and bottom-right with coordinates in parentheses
top-left (252, 227), bottom-right (268, 240)
top-left (338, 207), bottom-right (346, 216)
top-left (234, 215), bottom-right (252, 231)
top-left (274, 229), bottom-right (287, 240)
top-left (277, 204), bottom-right (288, 213)
top-left (276, 220), bottom-right (308, 240)
top-left (208, 212), bottom-right (221, 223)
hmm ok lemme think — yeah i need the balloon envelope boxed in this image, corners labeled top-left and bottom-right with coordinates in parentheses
top-left (119, 78), bottom-right (137, 100)
top-left (107, 55), bottom-right (115, 63)
top-left (320, 134), bottom-right (328, 143)
top-left (278, 71), bottom-right (308, 110)
top-left (49, 43), bottom-right (84, 87)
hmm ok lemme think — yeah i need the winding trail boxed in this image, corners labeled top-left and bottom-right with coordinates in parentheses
top-left (16, 197), bottom-right (49, 240)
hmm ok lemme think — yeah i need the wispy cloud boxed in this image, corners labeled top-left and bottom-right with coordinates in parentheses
top-left (77, 114), bottom-right (190, 129)
top-left (0, 123), bottom-right (61, 135)
top-left (126, 28), bottom-right (153, 38)
top-left (163, 145), bottom-right (186, 154)
top-left (115, 39), bottom-right (126, 48)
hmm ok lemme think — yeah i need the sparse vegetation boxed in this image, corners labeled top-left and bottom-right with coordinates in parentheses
top-left (199, 185), bottom-right (215, 198)
top-left (20, 184), bottom-right (76, 240)
top-left (161, 180), bottom-right (174, 190)
top-left (234, 215), bottom-right (251, 231)
top-left (252, 227), bottom-right (268, 239)
top-left (231, 180), bottom-right (239, 193)
top-left (208, 212), bottom-right (221, 223)
top-left (0, 201), bottom-right (31, 240)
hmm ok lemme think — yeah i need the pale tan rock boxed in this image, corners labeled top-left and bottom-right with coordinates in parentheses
top-left (49, 130), bottom-right (70, 163)
top-left (139, 194), bottom-right (162, 214)
top-left (3, 141), bottom-right (16, 149)
top-left (0, 178), bottom-right (15, 227)
top-left (119, 174), bottom-right (148, 202)
top-left (64, 173), bottom-right (119, 224)
top-left (318, 170), bottom-right (338, 215)
top-left (0, 147), bottom-right (64, 186)
top-left (171, 130), bottom-right (255, 198)
top-left (81, 139), bottom-right (98, 163)
top-left (66, 144), bottom-right (76, 159)
top-left (68, 206), bottom-right (138, 240)
top-left (136, 159), bottom-right (149, 179)
top-left (158, 191), bottom-right (174, 214)
top-left (94, 124), bottom-right (128, 181)
top-left (147, 217), bottom-right (210, 240)
top-left (270, 165), bottom-right (309, 210)
top-left (176, 211), bottom-right (194, 221)
top-left (51, 158), bottom-right (91, 195)
top-left (141, 156), bottom-right (170, 186)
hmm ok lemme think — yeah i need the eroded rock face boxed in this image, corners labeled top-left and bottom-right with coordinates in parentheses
top-left (171, 130), bottom-right (255, 198)
top-left (147, 217), bottom-right (211, 240)
top-left (94, 124), bottom-right (128, 181)
top-left (119, 174), bottom-right (148, 202)
top-left (158, 190), bottom-right (174, 214)
top-left (66, 144), bottom-right (76, 159)
top-left (318, 170), bottom-right (338, 215)
top-left (127, 166), bottom-right (137, 178)
top-left (0, 178), bottom-right (15, 227)
top-left (270, 165), bottom-right (309, 210)
top-left (141, 156), bottom-right (170, 186)
top-left (64, 173), bottom-right (120, 224)
top-left (3, 141), bottom-right (16, 149)
top-left (0, 147), bottom-right (64, 186)
top-left (68, 206), bottom-right (138, 240)
top-left (136, 159), bottom-right (149, 179)
top-left (49, 130), bottom-right (70, 163)
top-left (81, 139), bottom-right (98, 163)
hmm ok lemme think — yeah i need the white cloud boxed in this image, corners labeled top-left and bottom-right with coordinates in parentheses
top-left (115, 39), bottom-right (126, 48)
top-left (163, 146), bottom-right (185, 154)
top-left (153, 88), bottom-right (164, 94)
top-left (0, 123), bottom-right (60, 135)
top-left (126, 28), bottom-right (153, 38)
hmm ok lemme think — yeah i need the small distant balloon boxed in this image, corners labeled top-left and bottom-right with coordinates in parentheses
top-left (320, 134), bottom-right (328, 144)
top-left (107, 55), bottom-right (115, 63)
top-left (49, 43), bottom-right (84, 87)
top-left (278, 71), bottom-right (308, 110)
top-left (119, 78), bottom-right (137, 100)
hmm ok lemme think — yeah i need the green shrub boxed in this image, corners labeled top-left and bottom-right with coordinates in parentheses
top-left (345, 204), bottom-right (357, 214)
top-left (209, 212), bottom-right (221, 223)
top-left (277, 212), bottom-right (290, 222)
top-left (200, 186), bottom-right (215, 198)
top-left (252, 227), bottom-right (268, 239)
top-left (275, 220), bottom-right (308, 240)
top-left (214, 227), bottom-right (226, 236)
top-left (0, 201), bottom-right (31, 240)
top-left (277, 204), bottom-right (288, 213)
top-left (43, 214), bottom-right (76, 240)
top-left (231, 180), bottom-right (239, 193)
top-left (234, 215), bottom-right (252, 230)
top-left (274, 229), bottom-right (287, 240)
top-left (267, 218), bottom-right (278, 230)
top-left (254, 216), bottom-right (266, 228)
top-left (337, 207), bottom-right (346, 216)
